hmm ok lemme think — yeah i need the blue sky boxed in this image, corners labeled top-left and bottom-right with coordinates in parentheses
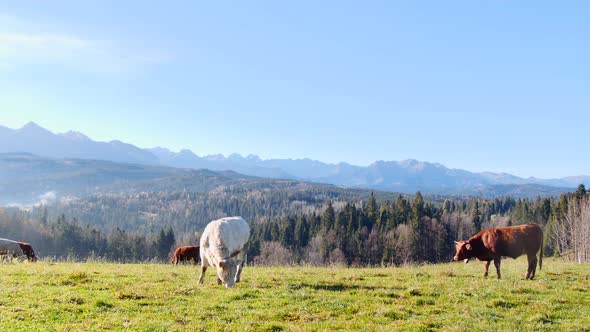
top-left (1, 1), bottom-right (588, 178)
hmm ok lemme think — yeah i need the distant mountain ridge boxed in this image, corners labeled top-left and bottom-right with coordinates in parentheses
top-left (0, 122), bottom-right (158, 165)
top-left (1, 122), bottom-right (588, 196)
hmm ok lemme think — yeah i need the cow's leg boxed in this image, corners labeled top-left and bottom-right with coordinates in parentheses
top-left (198, 266), bottom-right (207, 284)
top-left (235, 260), bottom-right (244, 283)
top-left (235, 252), bottom-right (246, 283)
top-left (483, 261), bottom-right (491, 277)
top-left (526, 252), bottom-right (538, 280)
top-left (493, 257), bottom-right (502, 279)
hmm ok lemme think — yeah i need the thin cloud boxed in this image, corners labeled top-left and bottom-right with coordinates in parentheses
top-left (0, 17), bottom-right (171, 75)
top-left (1, 33), bottom-right (94, 60)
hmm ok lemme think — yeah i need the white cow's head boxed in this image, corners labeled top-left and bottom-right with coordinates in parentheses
top-left (217, 258), bottom-right (242, 288)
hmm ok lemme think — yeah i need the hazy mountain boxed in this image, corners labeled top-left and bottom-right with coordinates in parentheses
top-left (0, 122), bottom-right (158, 165)
top-left (0, 152), bottom-right (379, 206)
top-left (144, 148), bottom-right (589, 193)
top-left (0, 151), bottom-right (579, 206)
top-left (147, 147), bottom-right (290, 178)
top-left (1, 122), bottom-right (587, 196)
top-left (0, 152), bottom-right (188, 205)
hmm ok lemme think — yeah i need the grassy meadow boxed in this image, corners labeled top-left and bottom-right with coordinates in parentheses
top-left (1, 258), bottom-right (589, 331)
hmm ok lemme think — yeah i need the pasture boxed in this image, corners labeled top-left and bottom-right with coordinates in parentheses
top-left (1, 259), bottom-right (589, 331)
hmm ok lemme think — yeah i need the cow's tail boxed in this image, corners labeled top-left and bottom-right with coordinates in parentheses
top-left (539, 235), bottom-right (543, 271)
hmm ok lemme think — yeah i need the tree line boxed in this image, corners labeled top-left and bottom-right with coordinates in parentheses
top-left (0, 208), bottom-right (176, 262)
top-left (249, 185), bottom-right (589, 265)
top-left (1, 185), bottom-right (588, 264)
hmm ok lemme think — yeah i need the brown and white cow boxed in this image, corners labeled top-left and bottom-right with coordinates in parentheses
top-left (0, 238), bottom-right (38, 262)
top-left (171, 245), bottom-right (200, 266)
top-left (453, 223), bottom-right (543, 279)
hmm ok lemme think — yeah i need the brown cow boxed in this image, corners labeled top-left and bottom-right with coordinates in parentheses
top-left (453, 223), bottom-right (543, 279)
top-left (17, 242), bottom-right (38, 262)
top-left (0, 238), bottom-right (38, 262)
top-left (171, 245), bottom-right (200, 266)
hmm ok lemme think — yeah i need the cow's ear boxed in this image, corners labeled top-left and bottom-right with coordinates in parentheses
top-left (465, 243), bottom-right (472, 250)
top-left (219, 260), bottom-right (227, 268)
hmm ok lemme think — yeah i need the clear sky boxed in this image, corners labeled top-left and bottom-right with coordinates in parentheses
top-left (1, 1), bottom-right (588, 179)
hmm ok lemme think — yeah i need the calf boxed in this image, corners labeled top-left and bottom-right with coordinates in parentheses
top-left (198, 216), bottom-right (250, 288)
top-left (0, 238), bottom-right (38, 262)
top-left (171, 245), bottom-right (200, 266)
top-left (454, 223), bottom-right (543, 279)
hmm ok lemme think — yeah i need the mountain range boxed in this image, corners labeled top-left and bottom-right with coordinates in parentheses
top-left (1, 122), bottom-right (587, 198)
top-left (0, 152), bottom-right (380, 206)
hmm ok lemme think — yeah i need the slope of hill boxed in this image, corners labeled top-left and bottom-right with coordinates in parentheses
top-left (0, 152), bottom-right (382, 206)
top-left (0, 152), bottom-right (185, 205)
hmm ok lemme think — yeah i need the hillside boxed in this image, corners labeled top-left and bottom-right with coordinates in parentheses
top-left (0, 152), bottom-right (225, 205)
top-left (0, 152), bottom-right (390, 206)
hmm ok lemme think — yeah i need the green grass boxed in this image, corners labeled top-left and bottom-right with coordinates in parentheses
top-left (1, 258), bottom-right (589, 331)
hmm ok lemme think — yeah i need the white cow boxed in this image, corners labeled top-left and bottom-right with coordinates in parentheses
top-left (198, 216), bottom-right (250, 288)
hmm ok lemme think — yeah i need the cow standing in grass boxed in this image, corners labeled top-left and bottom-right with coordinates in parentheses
top-left (453, 223), bottom-right (543, 279)
top-left (172, 245), bottom-right (200, 266)
top-left (198, 217), bottom-right (250, 288)
top-left (0, 238), bottom-right (38, 262)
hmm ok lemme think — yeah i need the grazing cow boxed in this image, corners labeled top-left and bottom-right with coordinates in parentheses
top-left (0, 238), bottom-right (38, 262)
top-left (198, 216), bottom-right (250, 288)
top-left (453, 223), bottom-right (543, 279)
top-left (171, 245), bottom-right (200, 266)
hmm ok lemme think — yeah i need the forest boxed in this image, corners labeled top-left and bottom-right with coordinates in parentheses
top-left (1, 185), bottom-right (588, 265)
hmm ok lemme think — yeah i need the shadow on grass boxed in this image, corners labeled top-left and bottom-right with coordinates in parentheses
top-left (296, 282), bottom-right (391, 292)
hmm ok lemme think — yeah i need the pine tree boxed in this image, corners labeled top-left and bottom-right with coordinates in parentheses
top-left (367, 192), bottom-right (378, 227)
top-left (412, 192), bottom-right (425, 230)
top-left (321, 201), bottom-right (335, 231)
top-left (280, 216), bottom-right (295, 249)
top-left (166, 227), bottom-right (176, 249)
top-left (576, 184), bottom-right (586, 200)
top-left (377, 204), bottom-right (389, 232)
top-left (395, 195), bottom-right (412, 225)
top-left (442, 199), bottom-right (451, 213)
top-left (411, 192), bottom-right (425, 261)
top-left (40, 207), bottom-right (48, 225)
top-left (294, 215), bottom-right (309, 248)
top-left (347, 204), bottom-right (357, 236)
top-left (155, 227), bottom-right (175, 260)
top-left (473, 201), bottom-right (482, 231)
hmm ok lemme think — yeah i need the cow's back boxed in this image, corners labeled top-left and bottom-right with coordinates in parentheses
top-left (0, 238), bottom-right (22, 254)
top-left (186, 246), bottom-right (200, 258)
top-left (200, 217), bottom-right (250, 261)
top-left (479, 224), bottom-right (543, 258)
